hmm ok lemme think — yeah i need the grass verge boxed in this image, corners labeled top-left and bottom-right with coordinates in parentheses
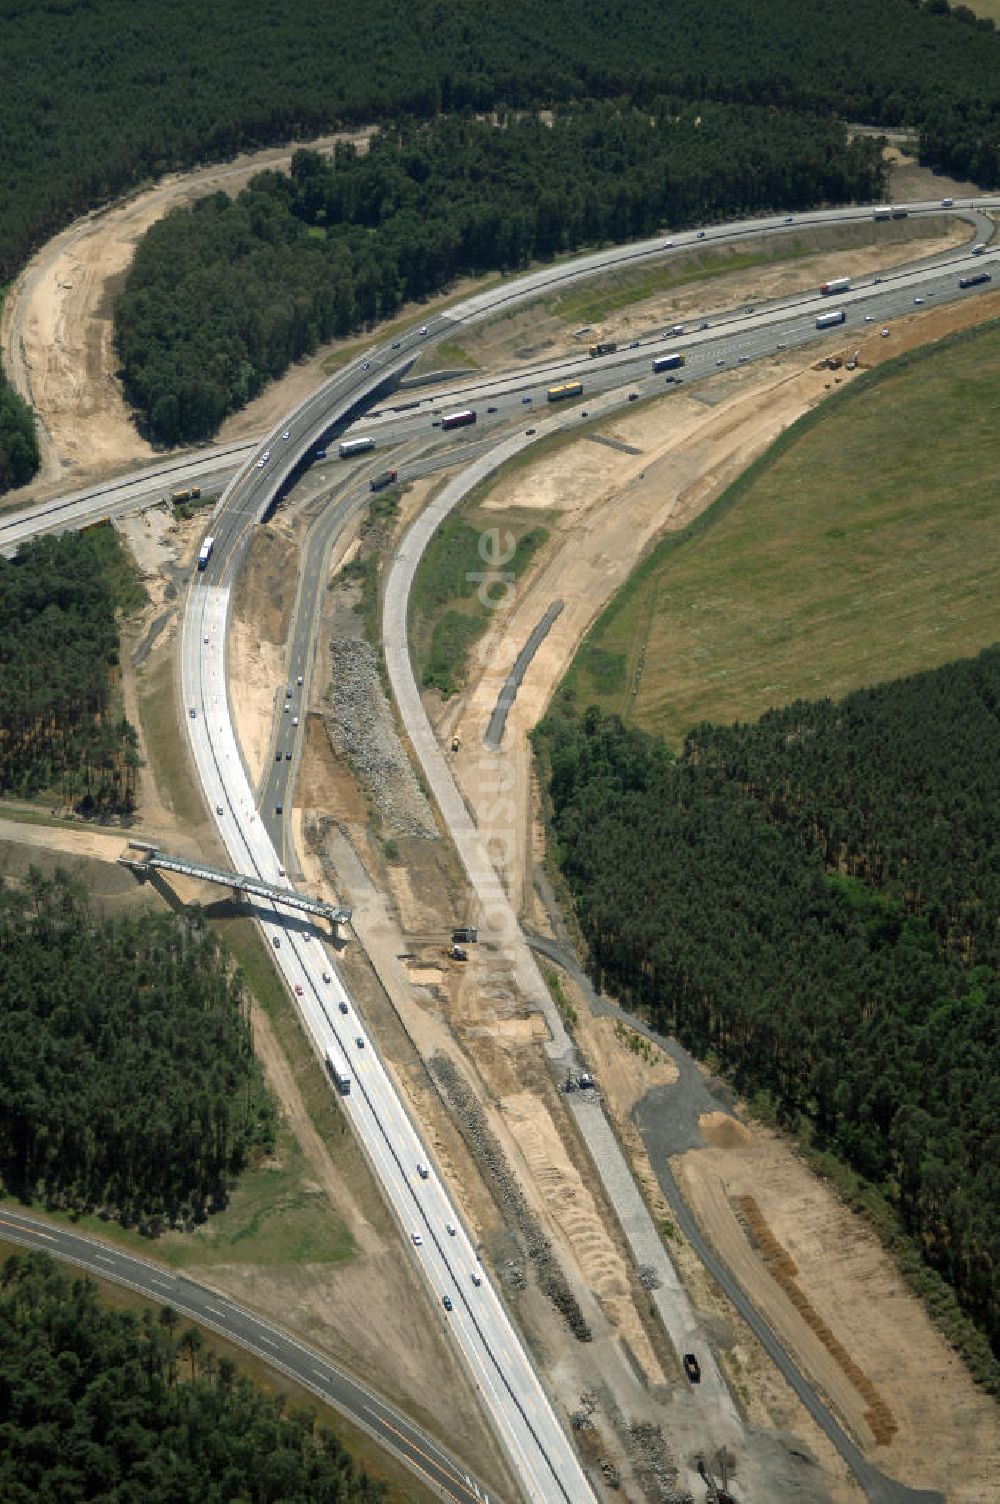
top-left (137, 651), bottom-right (208, 829)
top-left (564, 316), bottom-right (1000, 745)
top-left (410, 511), bottom-right (549, 697)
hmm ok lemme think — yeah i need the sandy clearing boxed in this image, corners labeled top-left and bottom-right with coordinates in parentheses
top-left (0, 817), bottom-right (132, 866)
top-left (675, 1123), bottom-right (1000, 1502)
top-left (675, 1148), bottom-right (878, 1449)
top-left (502, 1090), bottom-right (668, 1386)
top-left (1, 129), bottom-right (374, 490)
top-left (229, 621), bottom-right (286, 789)
top-left (452, 357), bottom-right (839, 912)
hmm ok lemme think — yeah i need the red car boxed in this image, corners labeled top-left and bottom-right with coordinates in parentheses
top-left (294, 984), bottom-right (303, 997)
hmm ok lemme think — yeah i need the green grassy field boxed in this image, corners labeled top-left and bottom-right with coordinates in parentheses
top-left (7, 1123), bottom-right (353, 1271)
top-left (564, 318), bottom-right (1000, 746)
top-left (410, 507), bottom-right (549, 697)
top-left (546, 219), bottom-right (953, 327)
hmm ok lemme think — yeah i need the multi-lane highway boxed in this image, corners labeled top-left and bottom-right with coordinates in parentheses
top-left (3, 199), bottom-right (997, 561)
top-left (183, 577), bottom-right (596, 1502)
top-left (0, 1206), bottom-right (498, 1504)
top-left (4, 195), bottom-right (998, 1502)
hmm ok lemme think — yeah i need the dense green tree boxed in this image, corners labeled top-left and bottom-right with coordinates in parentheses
top-left (0, 527), bottom-right (142, 812)
top-left (0, 0), bottom-right (999, 283)
top-left (114, 106), bottom-right (886, 444)
top-left (0, 871), bottom-right (275, 1227)
top-left (0, 1253), bottom-right (383, 1502)
top-left (0, 377), bottom-right (40, 493)
top-left (534, 647), bottom-right (1000, 1363)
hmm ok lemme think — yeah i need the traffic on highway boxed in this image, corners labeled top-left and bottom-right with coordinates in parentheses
top-left (6, 194), bottom-right (998, 1502)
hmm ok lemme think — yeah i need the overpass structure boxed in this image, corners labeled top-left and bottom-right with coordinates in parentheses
top-left (120, 842), bottom-right (352, 927)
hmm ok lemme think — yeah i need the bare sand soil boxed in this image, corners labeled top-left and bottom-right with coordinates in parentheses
top-left (437, 298), bottom-right (1000, 1499)
top-left (1, 129), bottom-right (373, 491)
top-left (675, 1118), bottom-right (1000, 1503)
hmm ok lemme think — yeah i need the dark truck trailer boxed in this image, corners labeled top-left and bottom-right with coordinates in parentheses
top-left (588, 341), bottom-right (617, 357)
top-left (370, 469), bottom-right (398, 492)
top-left (959, 272), bottom-right (992, 289)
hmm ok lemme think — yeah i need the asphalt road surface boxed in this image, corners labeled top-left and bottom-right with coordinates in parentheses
top-left (3, 197), bottom-right (998, 557)
top-left (5, 195), bottom-right (998, 1502)
top-left (0, 1205), bottom-right (500, 1504)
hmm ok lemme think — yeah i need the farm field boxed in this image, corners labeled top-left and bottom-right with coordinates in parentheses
top-left (565, 318), bottom-right (1000, 744)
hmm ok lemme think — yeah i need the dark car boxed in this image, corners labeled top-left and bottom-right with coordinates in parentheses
top-left (487, 405), bottom-right (498, 413)
top-left (683, 1353), bottom-right (701, 1384)
top-left (442, 1295), bottom-right (453, 1311)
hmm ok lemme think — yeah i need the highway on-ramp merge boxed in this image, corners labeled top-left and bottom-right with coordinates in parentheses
top-left (6, 195), bottom-right (998, 1504)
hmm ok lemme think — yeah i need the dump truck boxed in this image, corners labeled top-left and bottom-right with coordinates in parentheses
top-left (171, 485), bottom-right (202, 504)
top-left (588, 341), bottom-right (617, 357)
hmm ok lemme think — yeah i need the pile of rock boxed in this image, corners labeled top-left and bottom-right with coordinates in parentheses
top-left (327, 637), bottom-right (436, 838)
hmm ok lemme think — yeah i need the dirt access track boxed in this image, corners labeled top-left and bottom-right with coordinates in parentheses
top-left (1, 128), bottom-right (373, 494)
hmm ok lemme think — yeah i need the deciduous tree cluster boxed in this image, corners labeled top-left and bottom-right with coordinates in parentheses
top-left (0, 1253), bottom-right (381, 1503)
top-left (0, 872), bottom-right (275, 1231)
top-left (534, 648), bottom-right (1000, 1362)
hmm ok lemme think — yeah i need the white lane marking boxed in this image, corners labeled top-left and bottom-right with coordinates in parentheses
top-left (94, 1253), bottom-right (115, 1265)
top-left (257, 1333), bottom-right (277, 1348)
top-left (150, 1278), bottom-right (173, 1291)
top-left (312, 1368), bottom-right (329, 1383)
top-left (204, 1306), bottom-right (225, 1317)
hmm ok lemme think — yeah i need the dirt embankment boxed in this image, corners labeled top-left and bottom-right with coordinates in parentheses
top-left (1, 129), bottom-right (374, 493)
top-left (436, 281), bottom-right (1000, 1501)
